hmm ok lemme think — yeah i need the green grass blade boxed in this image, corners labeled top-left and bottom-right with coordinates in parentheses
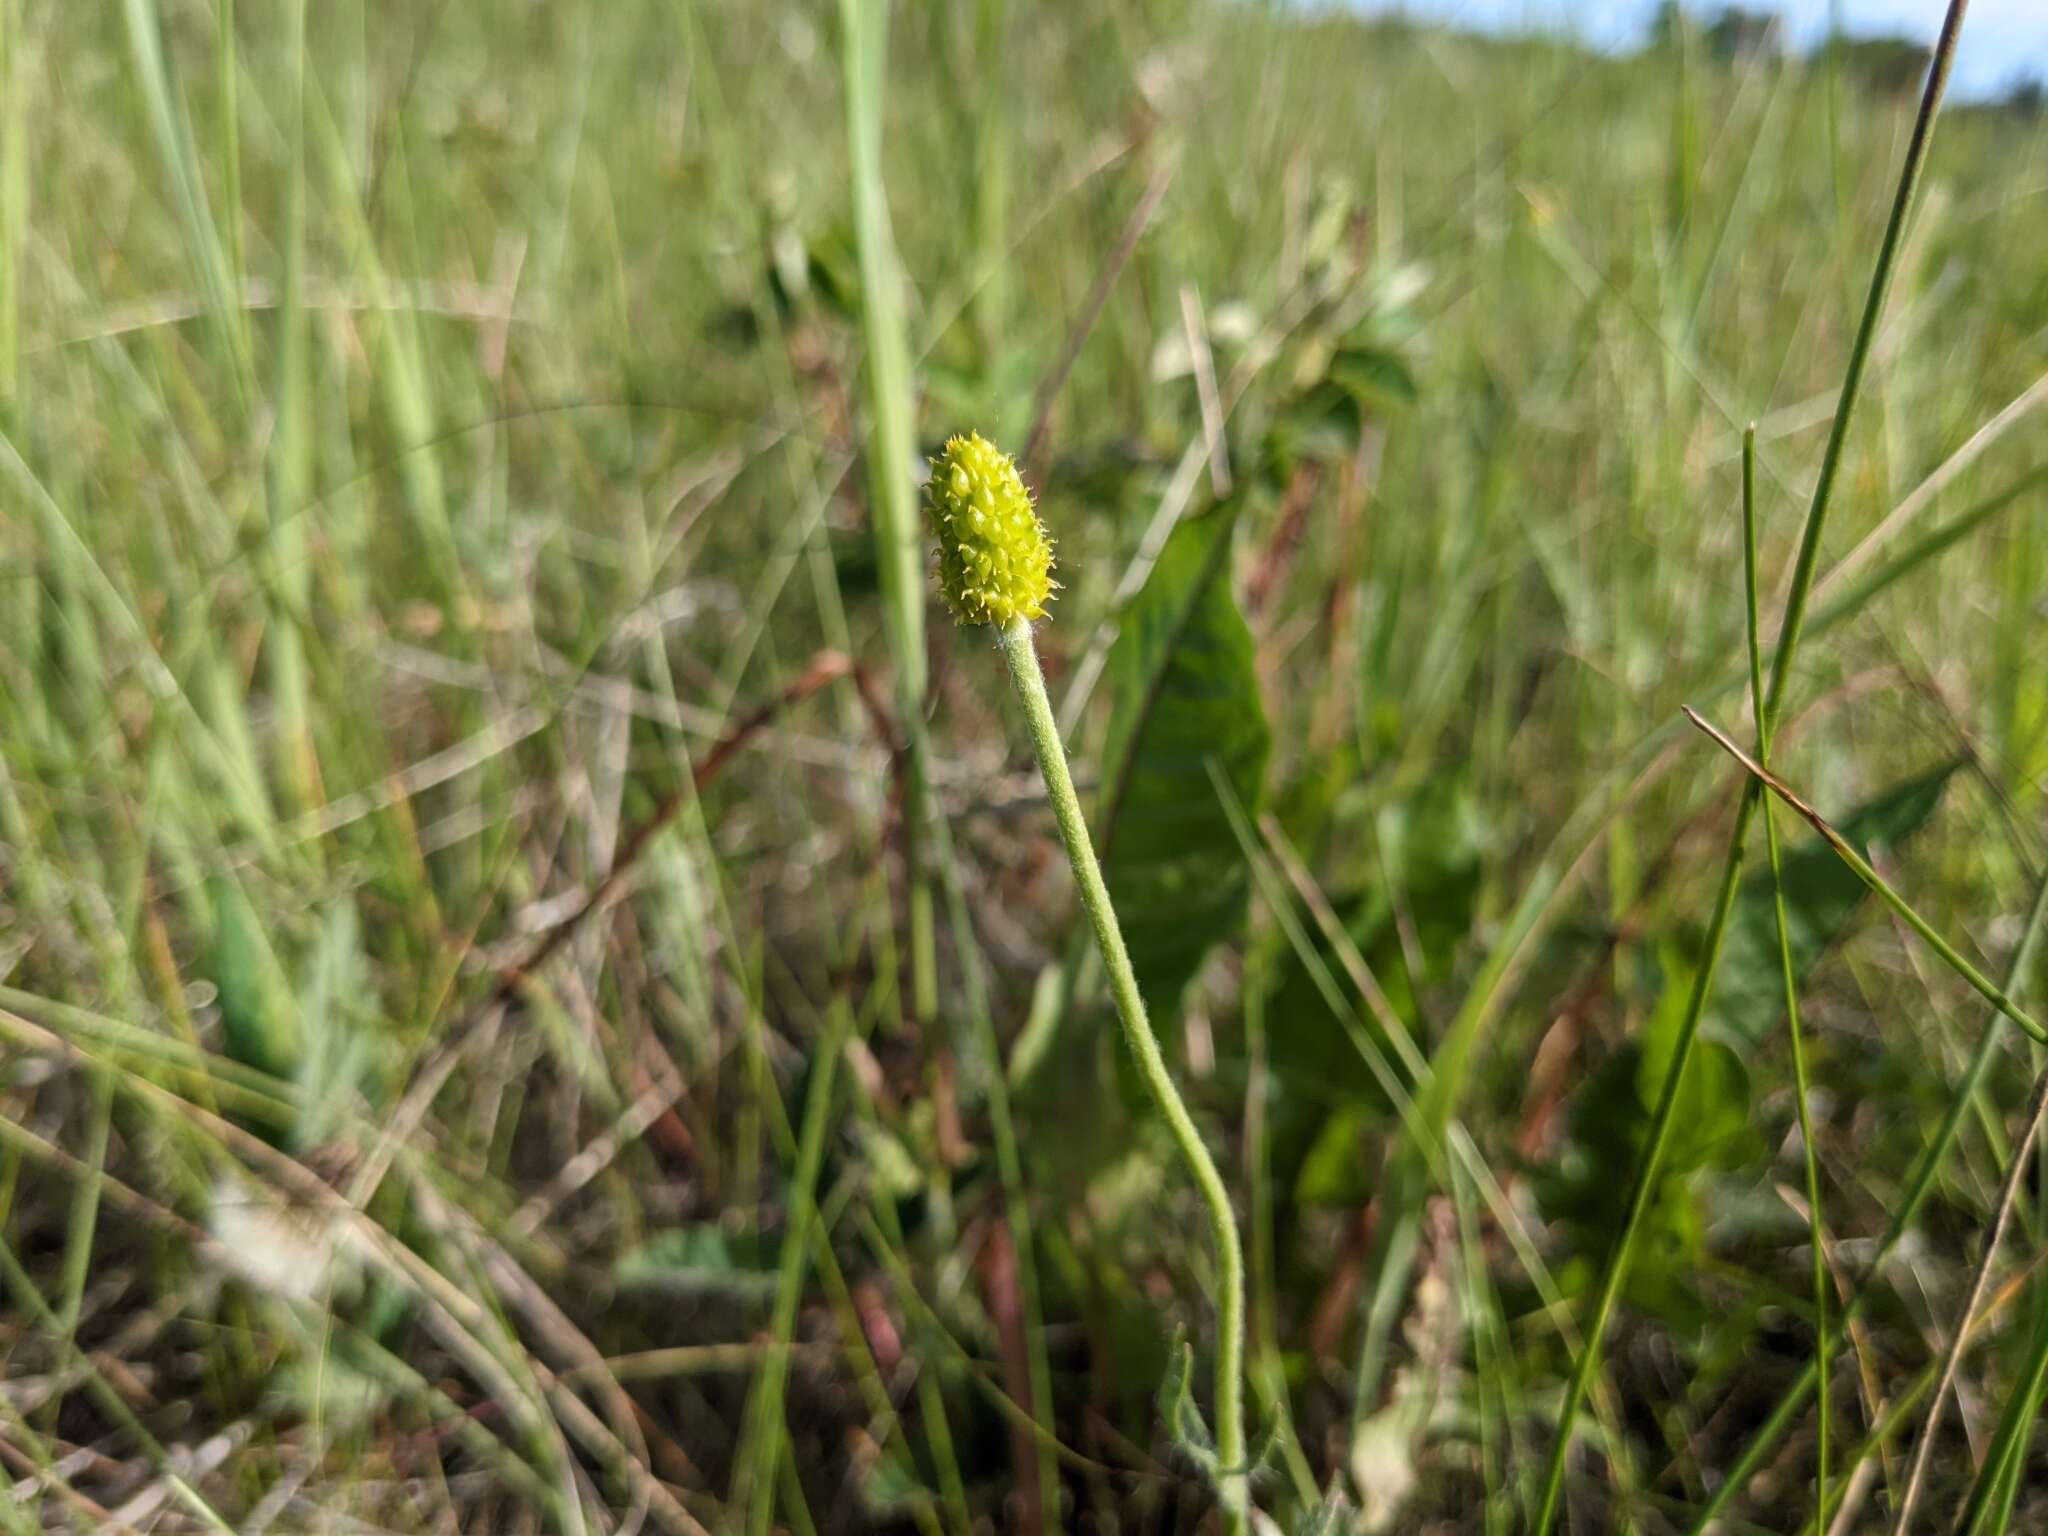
top-left (737, 1004), bottom-right (846, 1536)
top-left (1742, 423), bottom-right (1831, 1521)
top-left (0, 1235), bottom-right (236, 1535)
top-left (838, 0), bottom-right (937, 1030)
top-left (0, 0), bottom-right (24, 411)
top-left (214, 0), bottom-right (242, 317)
top-left (925, 803), bottom-right (1062, 1533)
top-left (1685, 707), bottom-right (2046, 1045)
top-left (1956, 1279), bottom-right (2048, 1534)
top-left (1533, 11), bottom-right (1971, 1528)
top-left (265, 0), bottom-right (319, 816)
top-left (120, 0), bottom-right (250, 399)
top-left (1684, 869), bottom-right (2048, 1534)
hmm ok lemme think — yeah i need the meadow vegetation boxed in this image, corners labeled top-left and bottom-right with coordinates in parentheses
top-left (2, 1), bottom-right (2047, 1531)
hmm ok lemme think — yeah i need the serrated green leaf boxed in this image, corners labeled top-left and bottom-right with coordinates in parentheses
top-left (1098, 504), bottom-right (1270, 1022)
top-left (1294, 1488), bottom-right (1361, 1536)
top-left (1325, 344), bottom-right (1418, 410)
top-left (203, 871), bottom-right (302, 1091)
top-left (614, 1224), bottom-right (779, 1299)
top-left (1537, 947), bottom-right (1759, 1331)
top-left (1156, 1330), bottom-right (1220, 1476)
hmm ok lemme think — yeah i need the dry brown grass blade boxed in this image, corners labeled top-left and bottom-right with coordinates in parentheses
top-left (365, 650), bottom-right (899, 1196)
top-left (1021, 155), bottom-right (1176, 488)
top-left (1888, 1064), bottom-right (2048, 1535)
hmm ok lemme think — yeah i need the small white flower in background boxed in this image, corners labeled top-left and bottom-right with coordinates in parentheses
top-left (1135, 41), bottom-right (1207, 115)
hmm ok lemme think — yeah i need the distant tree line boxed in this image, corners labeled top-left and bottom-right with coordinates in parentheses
top-left (1647, 2), bottom-right (2045, 112)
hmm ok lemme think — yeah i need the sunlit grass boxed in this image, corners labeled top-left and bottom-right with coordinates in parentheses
top-left (2, 3), bottom-right (2047, 1532)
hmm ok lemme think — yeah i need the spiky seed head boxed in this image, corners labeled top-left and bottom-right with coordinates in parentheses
top-left (925, 432), bottom-right (1056, 626)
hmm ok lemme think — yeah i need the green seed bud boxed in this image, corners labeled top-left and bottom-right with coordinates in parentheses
top-left (925, 432), bottom-right (1056, 626)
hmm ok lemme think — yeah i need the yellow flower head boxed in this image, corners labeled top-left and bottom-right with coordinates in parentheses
top-left (925, 432), bottom-right (1056, 626)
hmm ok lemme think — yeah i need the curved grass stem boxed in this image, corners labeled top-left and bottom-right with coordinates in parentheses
top-left (995, 615), bottom-right (1249, 1536)
top-left (1682, 707), bottom-right (2047, 1045)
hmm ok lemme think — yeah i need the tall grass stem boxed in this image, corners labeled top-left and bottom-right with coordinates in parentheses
top-left (1742, 424), bottom-right (1831, 1516)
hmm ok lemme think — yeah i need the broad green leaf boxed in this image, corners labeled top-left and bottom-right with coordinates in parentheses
top-left (1326, 344), bottom-right (1419, 411)
top-left (1098, 504), bottom-right (1270, 1022)
top-left (855, 1120), bottom-right (924, 1202)
top-left (275, 1349), bottom-right (391, 1437)
top-left (1710, 762), bottom-right (1957, 1047)
top-left (1637, 952), bottom-right (1754, 1174)
top-left (1537, 949), bottom-right (1759, 1330)
top-left (854, 1446), bottom-right (940, 1520)
top-left (613, 1224), bottom-right (779, 1299)
top-left (1293, 1102), bottom-right (1378, 1208)
top-left (1262, 338), bottom-right (1418, 487)
top-left (203, 871), bottom-right (303, 1091)
top-left (1260, 774), bottom-right (1484, 1124)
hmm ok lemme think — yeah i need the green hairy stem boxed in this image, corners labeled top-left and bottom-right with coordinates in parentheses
top-left (995, 615), bottom-right (1250, 1536)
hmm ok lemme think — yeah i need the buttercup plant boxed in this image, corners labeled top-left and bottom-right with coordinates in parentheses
top-left (925, 432), bottom-right (1251, 1533)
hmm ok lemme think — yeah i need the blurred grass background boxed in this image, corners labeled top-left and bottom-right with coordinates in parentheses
top-left (2, 1), bottom-right (2047, 1531)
